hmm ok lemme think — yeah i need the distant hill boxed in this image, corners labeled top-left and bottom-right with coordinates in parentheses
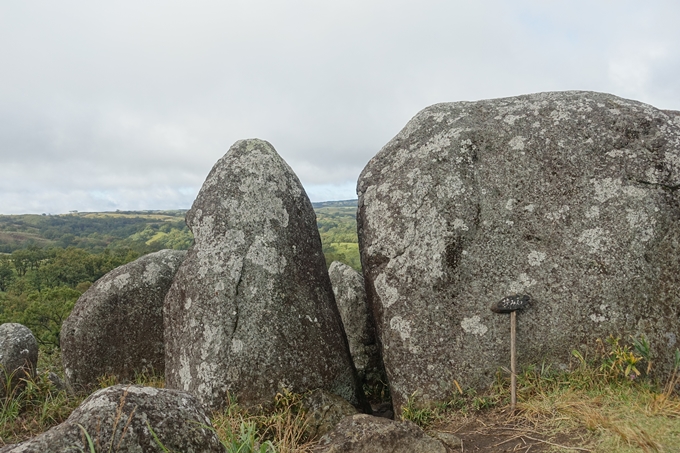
top-left (311, 199), bottom-right (357, 209)
top-left (0, 201), bottom-right (360, 270)
top-left (0, 211), bottom-right (190, 254)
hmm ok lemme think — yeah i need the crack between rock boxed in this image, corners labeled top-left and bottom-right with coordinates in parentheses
top-left (232, 261), bottom-right (245, 337)
top-left (634, 179), bottom-right (680, 192)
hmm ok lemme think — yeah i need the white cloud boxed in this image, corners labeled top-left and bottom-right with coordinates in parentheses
top-left (0, 0), bottom-right (679, 213)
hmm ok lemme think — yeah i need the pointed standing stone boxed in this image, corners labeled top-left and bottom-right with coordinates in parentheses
top-left (164, 139), bottom-right (362, 409)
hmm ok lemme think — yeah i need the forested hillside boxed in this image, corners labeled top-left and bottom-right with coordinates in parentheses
top-left (0, 211), bottom-right (191, 253)
top-left (0, 201), bottom-right (359, 349)
top-left (314, 203), bottom-right (361, 271)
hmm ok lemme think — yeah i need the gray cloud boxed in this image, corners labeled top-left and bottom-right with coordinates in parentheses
top-left (1, 0), bottom-right (679, 213)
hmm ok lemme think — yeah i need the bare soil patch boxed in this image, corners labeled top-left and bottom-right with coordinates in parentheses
top-left (432, 411), bottom-right (594, 452)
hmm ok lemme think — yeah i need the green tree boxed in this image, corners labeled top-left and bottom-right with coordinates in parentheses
top-left (0, 291), bottom-right (28, 323)
top-left (39, 248), bottom-right (96, 288)
top-left (0, 256), bottom-right (13, 292)
top-left (11, 246), bottom-right (45, 277)
top-left (20, 287), bottom-right (79, 349)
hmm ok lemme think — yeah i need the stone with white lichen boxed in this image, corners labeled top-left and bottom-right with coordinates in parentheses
top-left (0, 385), bottom-right (224, 453)
top-left (61, 249), bottom-right (186, 391)
top-left (357, 91), bottom-right (680, 411)
top-left (328, 261), bottom-right (386, 389)
top-left (164, 139), bottom-right (363, 410)
top-left (0, 323), bottom-right (38, 397)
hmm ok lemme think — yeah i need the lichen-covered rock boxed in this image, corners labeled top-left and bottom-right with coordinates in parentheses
top-left (0, 323), bottom-right (38, 397)
top-left (61, 250), bottom-right (186, 391)
top-left (0, 385), bottom-right (225, 453)
top-left (303, 389), bottom-right (358, 438)
top-left (313, 414), bottom-right (447, 453)
top-left (328, 262), bottom-right (385, 389)
top-left (164, 139), bottom-right (363, 409)
top-left (358, 91), bottom-right (680, 410)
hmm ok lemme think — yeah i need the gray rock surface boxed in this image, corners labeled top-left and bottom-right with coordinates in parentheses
top-left (357, 91), bottom-right (680, 410)
top-left (302, 389), bottom-right (358, 438)
top-left (0, 385), bottom-right (224, 453)
top-left (0, 323), bottom-right (38, 397)
top-left (328, 262), bottom-right (385, 389)
top-left (61, 249), bottom-right (186, 391)
top-left (313, 414), bottom-right (447, 453)
top-left (430, 431), bottom-right (462, 450)
top-left (164, 139), bottom-right (362, 409)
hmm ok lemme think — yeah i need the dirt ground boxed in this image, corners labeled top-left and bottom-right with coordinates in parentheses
top-left (431, 411), bottom-right (594, 452)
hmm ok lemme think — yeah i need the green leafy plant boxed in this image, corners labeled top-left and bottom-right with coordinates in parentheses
top-left (401, 391), bottom-right (439, 426)
top-left (599, 336), bottom-right (646, 381)
top-left (219, 420), bottom-right (276, 453)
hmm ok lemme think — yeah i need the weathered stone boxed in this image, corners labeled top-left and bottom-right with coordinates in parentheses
top-left (430, 431), bottom-right (463, 449)
top-left (46, 371), bottom-right (67, 393)
top-left (0, 385), bottom-right (224, 453)
top-left (303, 389), bottom-right (358, 438)
top-left (664, 109), bottom-right (680, 122)
top-left (328, 261), bottom-right (386, 389)
top-left (314, 414), bottom-right (447, 453)
top-left (0, 323), bottom-right (38, 397)
top-left (357, 91), bottom-right (680, 410)
top-left (164, 139), bottom-right (363, 410)
top-left (61, 249), bottom-right (186, 391)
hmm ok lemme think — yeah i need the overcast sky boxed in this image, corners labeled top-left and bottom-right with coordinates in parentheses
top-left (1, 1), bottom-right (679, 214)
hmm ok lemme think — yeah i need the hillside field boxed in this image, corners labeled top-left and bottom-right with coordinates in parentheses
top-left (0, 201), bottom-right (360, 270)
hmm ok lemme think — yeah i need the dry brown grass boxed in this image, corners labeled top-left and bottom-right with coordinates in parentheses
top-left (211, 390), bottom-right (316, 453)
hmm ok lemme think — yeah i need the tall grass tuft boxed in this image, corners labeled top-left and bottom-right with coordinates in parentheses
top-left (0, 366), bottom-right (84, 445)
top-left (211, 390), bottom-right (314, 453)
top-left (516, 336), bottom-right (680, 452)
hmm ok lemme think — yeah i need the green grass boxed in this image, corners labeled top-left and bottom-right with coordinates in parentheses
top-left (0, 352), bottom-right (316, 451)
top-left (0, 360), bottom-right (84, 444)
top-left (512, 342), bottom-right (680, 452)
top-left (5, 336), bottom-right (680, 452)
top-left (400, 336), bottom-right (680, 452)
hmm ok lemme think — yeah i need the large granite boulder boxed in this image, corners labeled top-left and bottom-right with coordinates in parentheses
top-left (61, 249), bottom-right (186, 390)
top-left (0, 323), bottom-right (38, 397)
top-left (357, 91), bottom-right (680, 410)
top-left (164, 139), bottom-right (363, 409)
top-left (0, 385), bottom-right (224, 452)
top-left (314, 414), bottom-right (448, 453)
top-left (328, 262), bottom-right (385, 389)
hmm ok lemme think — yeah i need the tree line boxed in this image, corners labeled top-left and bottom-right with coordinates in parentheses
top-left (0, 246), bottom-right (142, 349)
top-left (0, 204), bottom-right (361, 351)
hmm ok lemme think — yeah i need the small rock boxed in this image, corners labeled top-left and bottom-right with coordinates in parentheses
top-left (0, 385), bottom-right (225, 453)
top-left (47, 372), bottom-right (67, 393)
top-left (314, 414), bottom-right (447, 453)
top-left (302, 389), bottom-right (358, 438)
top-left (0, 323), bottom-right (38, 397)
top-left (370, 401), bottom-right (394, 419)
top-left (430, 431), bottom-right (463, 449)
